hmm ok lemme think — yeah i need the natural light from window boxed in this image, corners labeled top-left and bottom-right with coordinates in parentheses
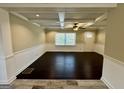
top-left (55, 33), bottom-right (76, 46)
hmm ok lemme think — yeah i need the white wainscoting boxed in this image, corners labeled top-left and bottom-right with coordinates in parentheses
top-left (0, 57), bottom-right (8, 84)
top-left (0, 44), bottom-right (46, 84)
top-left (101, 55), bottom-right (124, 89)
top-left (5, 55), bottom-right (16, 84)
top-left (46, 44), bottom-right (85, 52)
top-left (45, 44), bottom-right (101, 52)
top-left (14, 44), bottom-right (46, 76)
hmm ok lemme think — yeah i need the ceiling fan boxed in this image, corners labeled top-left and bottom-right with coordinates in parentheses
top-left (65, 22), bottom-right (94, 31)
top-left (73, 22), bottom-right (79, 31)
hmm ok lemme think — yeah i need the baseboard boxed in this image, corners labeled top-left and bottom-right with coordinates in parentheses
top-left (104, 55), bottom-right (124, 66)
top-left (15, 58), bottom-right (35, 76)
top-left (8, 75), bottom-right (16, 84)
top-left (101, 77), bottom-right (114, 89)
top-left (0, 76), bottom-right (16, 85)
top-left (94, 44), bottom-right (104, 55)
top-left (47, 50), bottom-right (84, 52)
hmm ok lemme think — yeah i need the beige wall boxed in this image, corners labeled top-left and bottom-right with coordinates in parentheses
top-left (94, 29), bottom-right (106, 54)
top-left (45, 30), bottom-right (85, 44)
top-left (96, 29), bottom-right (106, 44)
top-left (83, 31), bottom-right (96, 51)
top-left (105, 4), bottom-right (124, 62)
top-left (10, 14), bottom-right (45, 52)
top-left (45, 30), bottom-right (97, 44)
top-left (45, 30), bottom-right (96, 51)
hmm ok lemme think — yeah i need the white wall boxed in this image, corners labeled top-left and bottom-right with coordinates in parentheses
top-left (0, 25), bottom-right (4, 57)
top-left (102, 55), bottom-right (124, 89)
top-left (0, 8), bottom-right (13, 84)
top-left (0, 9), bottom-right (13, 57)
top-left (0, 8), bottom-right (46, 84)
top-left (0, 58), bottom-right (8, 83)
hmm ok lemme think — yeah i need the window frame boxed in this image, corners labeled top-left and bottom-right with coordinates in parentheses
top-left (55, 32), bottom-right (76, 46)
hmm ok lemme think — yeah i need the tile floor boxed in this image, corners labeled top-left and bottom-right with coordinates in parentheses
top-left (0, 79), bottom-right (108, 89)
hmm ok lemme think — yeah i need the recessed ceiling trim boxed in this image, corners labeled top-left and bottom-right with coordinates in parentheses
top-left (95, 13), bottom-right (107, 22)
top-left (10, 11), bottom-right (29, 21)
top-left (32, 23), bottom-right (40, 27)
top-left (10, 12), bottom-right (41, 27)
top-left (7, 9), bottom-right (107, 14)
top-left (29, 18), bottom-right (95, 22)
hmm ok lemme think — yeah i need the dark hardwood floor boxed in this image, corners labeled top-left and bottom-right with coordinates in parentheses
top-left (17, 52), bottom-right (103, 79)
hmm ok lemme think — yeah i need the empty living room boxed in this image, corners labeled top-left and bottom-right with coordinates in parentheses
top-left (0, 3), bottom-right (124, 91)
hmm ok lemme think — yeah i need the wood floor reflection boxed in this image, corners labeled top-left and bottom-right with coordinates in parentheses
top-left (17, 52), bottom-right (103, 79)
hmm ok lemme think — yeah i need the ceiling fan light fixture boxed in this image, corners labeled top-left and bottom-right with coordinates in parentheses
top-left (74, 22), bottom-right (79, 25)
top-left (73, 26), bottom-right (78, 31)
top-left (73, 22), bottom-right (79, 31)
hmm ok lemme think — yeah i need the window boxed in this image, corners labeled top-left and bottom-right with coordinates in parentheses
top-left (55, 33), bottom-right (76, 46)
top-left (55, 33), bottom-right (65, 45)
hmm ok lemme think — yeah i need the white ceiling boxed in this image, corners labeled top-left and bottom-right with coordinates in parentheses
top-left (0, 3), bottom-right (117, 8)
top-left (2, 5), bottom-right (112, 30)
